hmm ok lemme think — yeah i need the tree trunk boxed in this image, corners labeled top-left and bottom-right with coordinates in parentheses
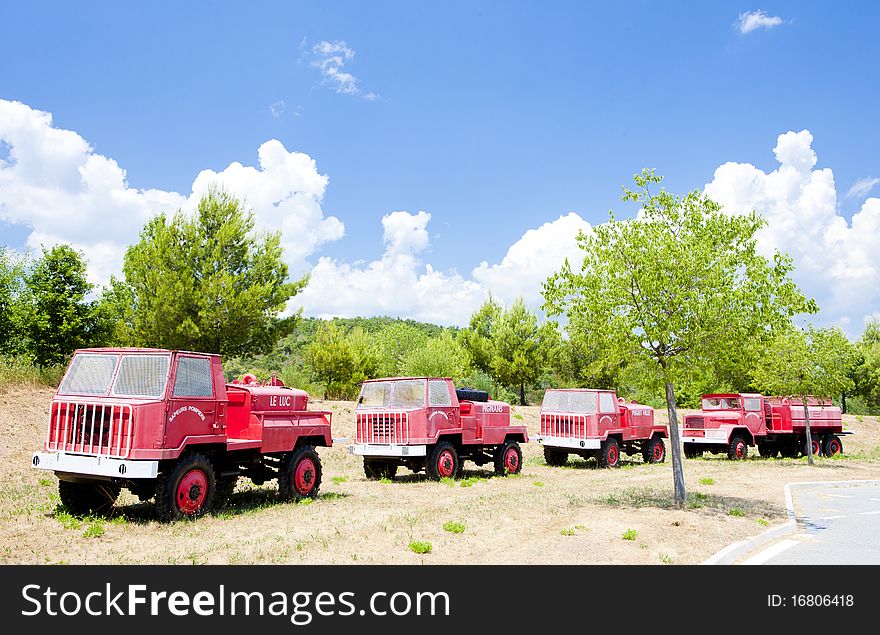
top-left (519, 383), bottom-right (526, 406)
top-left (803, 396), bottom-right (814, 466)
top-left (664, 380), bottom-right (687, 506)
top-left (841, 392), bottom-right (847, 415)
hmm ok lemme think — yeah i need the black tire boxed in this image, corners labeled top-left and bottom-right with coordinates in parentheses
top-left (494, 440), bottom-right (523, 475)
top-left (279, 446), bottom-right (322, 501)
top-left (806, 437), bottom-right (822, 457)
top-left (58, 480), bottom-right (120, 516)
top-left (155, 453), bottom-right (217, 522)
top-left (757, 442), bottom-right (778, 459)
top-left (214, 476), bottom-right (238, 504)
top-left (642, 436), bottom-right (666, 464)
top-left (598, 437), bottom-right (621, 468)
top-left (823, 434), bottom-right (843, 457)
top-left (128, 480), bottom-right (157, 502)
top-left (426, 441), bottom-right (460, 480)
top-left (683, 444), bottom-right (703, 459)
top-left (543, 446), bottom-right (568, 467)
top-left (364, 459), bottom-right (381, 480)
top-left (455, 388), bottom-right (490, 403)
top-left (727, 435), bottom-right (748, 461)
top-left (780, 440), bottom-right (801, 458)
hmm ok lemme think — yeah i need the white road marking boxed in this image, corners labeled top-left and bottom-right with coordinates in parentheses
top-left (858, 510), bottom-right (880, 516)
top-left (818, 515), bottom-right (845, 520)
top-left (828, 494), bottom-right (853, 499)
top-left (741, 539), bottom-right (801, 565)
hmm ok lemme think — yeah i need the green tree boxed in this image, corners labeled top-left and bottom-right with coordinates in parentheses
top-left (303, 321), bottom-right (354, 399)
top-left (123, 187), bottom-right (306, 356)
top-left (402, 331), bottom-right (471, 382)
top-left (347, 326), bottom-right (380, 386)
top-left (854, 318), bottom-right (880, 411)
top-left (373, 322), bottom-right (429, 377)
top-left (23, 245), bottom-right (96, 367)
top-left (0, 248), bottom-right (26, 355)
top-left (92, 276), bottom-right (135, 347)
top-left (543, 170), bottom-right (815, 504)
top-left (489, 298), bottom-right (552, 405)
top-left (459, 295), bottom-right (502, 375)
top-left (753, 326), bottom-right (858, 465)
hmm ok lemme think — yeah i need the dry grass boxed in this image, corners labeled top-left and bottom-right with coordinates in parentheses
top-left (1, 388), bottom-right (878, 565)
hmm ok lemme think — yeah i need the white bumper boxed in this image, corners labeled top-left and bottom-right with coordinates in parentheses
top-left (533, 435), bottom-right (601, 450)
top-left (348, 444), bottom-right (428, 457)
top-left (32, 452), bottom-right (159, 479)
top-left (682, 432), bottom-right (728, 445)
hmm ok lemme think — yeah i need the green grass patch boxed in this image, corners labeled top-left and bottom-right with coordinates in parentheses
top-left (532, 481), bottom-right (544, 487)
top-left (82, 523), bottom-right (105, 538)
top-left (53, 506), bottom-right (82, 530)
top-left (728, 507), bottom-right (745, 517)
top-left (408, 540), bottom-right (432, 554)
top-left (622, 528), bottom-right (638, 541)
top-left (459, 477), bottom-right (483, 488)
top-left (560, 527), bottom-right (576, 536)
top-left (659, 553), bottom-right (673, 564)
top-left (440, 477), bottom-right (456, 487)
top-left (757, 518), bottom-right (770, 527)
top-left (379, 478), bottom-right (393, 485)
top-left (699, 477), bottom-right (715, 486)
top-left (512, 413), bottom-right (523, 420)
top-left (38, 478), bottom-right (53, 487)
top-left (443, 521), bottom-right (466, 534)
top-left (298, 497), bottom-right (314, 505)
top-left (330, 476), bottom-right (348, 485)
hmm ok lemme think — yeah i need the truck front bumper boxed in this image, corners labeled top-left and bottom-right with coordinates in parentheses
top-left (32, 452), bottom-right (159, 479)
top-left (348, 444), bottom-right (428, 457)
top-left (533, 435), bottom-right (601, 450)
top-left (681, 433), bottom-right (728, 445)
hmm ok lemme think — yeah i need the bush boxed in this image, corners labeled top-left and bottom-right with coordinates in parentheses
top-left (0, 355), bottom-right (65, 389)
top-left (442, 521), bottom-right (466, 534)
top-left (458, 370), bottom-right (516, 404)
top-left (408, 540), bottom-right (432, 554)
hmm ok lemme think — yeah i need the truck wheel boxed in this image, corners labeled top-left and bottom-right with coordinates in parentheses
top-left (214, 476), bottom-right (238, 504)
top-left (823, 435), bottom-right (843, 457)
top-left (727, 436), bottom-right (748, 460)
top-left (279, 446), bottom-right (322, 501)
top-left (427, 441), bottom-right (460, 480)
top-left (683, 444), bottom-right (703, 459)
top-left (642, 436), bottom-right (666, 464)
top-left (598, 438), bottom-right (620, 468)
top-left (363, 459), bottom-right (381, 480)
top-left (807, 438), bottom-right (821, 457)
top-left (780, 441), bottom-right (800, 459)
top-left (494, 441), bottom-right (523, 476)
top-left (543, 447), bottom-right (568, 467)
top-left (58, 480), bottom-right (121, 516)
top-left (757, 442), bottom-right (778, 459)
top-left (155, 453), bottom-right (217, 522)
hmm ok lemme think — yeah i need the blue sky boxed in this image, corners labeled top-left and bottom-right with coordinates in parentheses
top-left (1, 1), bottom-right (879, 331)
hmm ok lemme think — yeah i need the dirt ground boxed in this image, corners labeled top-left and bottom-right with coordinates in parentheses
top-left (1, 385), bottom-right (878, 565)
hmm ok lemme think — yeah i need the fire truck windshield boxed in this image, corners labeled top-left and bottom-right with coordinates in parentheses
top-left (358, 379), bottom-right (426, 409)
top-left (541, 390), bottom-right (598, 414)
top-left (702, 397), bottom-right (741, 410)
top-left (58, 352), bottom-right (171, 398)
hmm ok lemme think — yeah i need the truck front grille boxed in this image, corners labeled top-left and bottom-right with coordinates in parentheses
top-left (540, 413), bottom-right (592, 438)
top-left (356, 411), bottom-right (409, 444)
top-left (46, 401), bottom-right (134, 459)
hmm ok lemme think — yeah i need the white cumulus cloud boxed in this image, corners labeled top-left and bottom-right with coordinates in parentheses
top-left (0, 99), bottom-right (344, 286)
top-left (296, 211), bottom-right (592, 326)
top-left (705, 129), bottom-right (880, 334)
top-left (736, 10), bottom-right (784, 34)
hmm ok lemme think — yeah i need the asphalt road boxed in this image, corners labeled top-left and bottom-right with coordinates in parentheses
top-left (743, 481), bottom-right (880, 565)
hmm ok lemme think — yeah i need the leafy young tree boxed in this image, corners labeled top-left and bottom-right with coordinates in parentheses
top-left (753, 326), bottom-right (859, 465)
top-left (853, 318), bottom-right (880, 411)
top-left (303, 321), bottom-right (355, 399)
top-left (373, 322), bottom-right (429, 377)
top-left (0, 247), bottom-right (26, 355)
top-left (123, 188), bottom-right (306, 356)
top-left (489, 298), bottom-right (553, 405)
top-left (92, 276), bottom-right (135, 347)
top-left (24, 245), bottom-right (96, 367)
top-left (543, 170), bottom-right (815, 505)
top-left (459, 295), bottom-right (502, 375)
top-left (402, 331), bottom-right (471, 382)
top-left (347, 326), bottom-right (380, 386)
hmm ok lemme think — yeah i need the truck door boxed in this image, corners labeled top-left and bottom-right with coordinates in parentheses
top-left (166, 355), bottom-right (218, 447)
top-left (743, 396), bottom-right (765, 435)
top-left (428, 379), bottom-right (458, 438)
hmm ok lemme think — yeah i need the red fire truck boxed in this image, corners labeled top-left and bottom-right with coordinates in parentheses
top-left (681, 393), bottom-right (847, 460)
top-left (534, 388), bottom-right (667, 467)
top-left (349, 378), bottom-right (528, 479)
top-left (32, 348), bottom-right (332, 520)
